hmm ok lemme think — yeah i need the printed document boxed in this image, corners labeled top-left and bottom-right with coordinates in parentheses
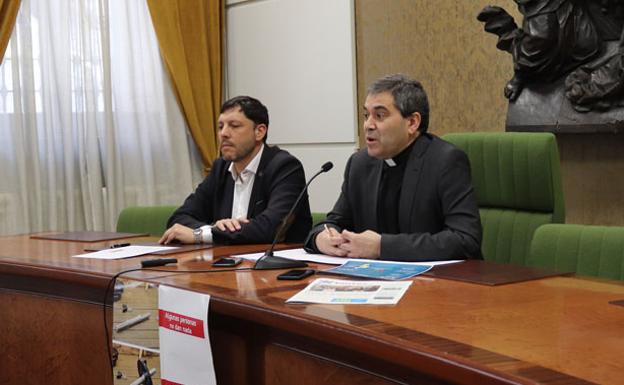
top-left (72, 245), bottom-right (178, 259)
top-left (286, 278), bottom-right (412, 305)
top-left (159, 285), bottom-right (216, 385)
top-left (322, 260), bottom-right (432, 280)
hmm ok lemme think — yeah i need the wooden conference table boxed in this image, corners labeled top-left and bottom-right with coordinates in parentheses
top-left (1, 233), bottom-right (623, 385)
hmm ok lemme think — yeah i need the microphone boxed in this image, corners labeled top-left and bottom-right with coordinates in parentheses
top-left (253, 161), bottom-right (334, 270)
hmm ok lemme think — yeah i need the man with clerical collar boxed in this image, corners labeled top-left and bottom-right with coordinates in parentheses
top-left (305, 74), bottom-right (482, 261)
top-left (160, 95), bottom-right (312, 245)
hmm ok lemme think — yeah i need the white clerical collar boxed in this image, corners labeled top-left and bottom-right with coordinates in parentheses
top-left (228, 144), bottom-right (265, 181)
top-left (384, 158), bottom-right (397, 167)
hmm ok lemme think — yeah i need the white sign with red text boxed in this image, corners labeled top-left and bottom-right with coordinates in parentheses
top-left (158, 285), bottom-right (216, 385)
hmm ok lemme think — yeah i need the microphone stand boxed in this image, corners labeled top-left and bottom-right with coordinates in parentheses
top-left (253, 162), bottom-right (333, 270)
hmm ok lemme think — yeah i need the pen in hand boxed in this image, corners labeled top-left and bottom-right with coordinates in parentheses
top-left (324, 224), bottom-right (338, 237)
top-left (323, 224), bottom-right (347, 257)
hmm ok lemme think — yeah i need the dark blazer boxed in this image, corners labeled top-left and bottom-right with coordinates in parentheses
top-left (168, 145), bottom-right (312, 244)
top-left (305, 134), bottom-right (482, 261)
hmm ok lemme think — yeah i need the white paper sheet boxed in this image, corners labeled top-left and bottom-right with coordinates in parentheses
top-left (236, 247), bottom-right (464, 266)
top-left (72, 245), bottom-right (178, 259)
top-left (159, 285), bottom-right (216, 385)
top-left (286, 278), bottom-right (412, 305)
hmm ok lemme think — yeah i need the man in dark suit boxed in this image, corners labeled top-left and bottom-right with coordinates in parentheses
top-left (160, 96), bottom-right (312, 245)
top-left (304, 74), bottom-right (481, 261)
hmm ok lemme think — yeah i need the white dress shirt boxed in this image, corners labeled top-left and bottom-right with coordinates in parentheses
top-left (199, 144), bottom-right (265, 243)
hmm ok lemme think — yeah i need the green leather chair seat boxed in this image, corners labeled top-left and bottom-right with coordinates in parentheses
top-left (481, 208), bottom-right (555, 265)
top-left (116, 205), bottom-right (178, 237)
top-left (528, 224), bottom-right (624, 281)
top-left (444, 132), bottom-right (565, 265)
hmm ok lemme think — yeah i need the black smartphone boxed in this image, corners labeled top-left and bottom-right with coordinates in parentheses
top-left (212, 257), bottom-right (242, 267)
top-left (277, 269), bottom-right (315, 280)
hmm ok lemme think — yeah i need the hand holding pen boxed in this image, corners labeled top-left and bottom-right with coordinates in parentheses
top-left (316, 224), bottom-right (347, 257)
top-left (324, 224), bottom-right (339, 237)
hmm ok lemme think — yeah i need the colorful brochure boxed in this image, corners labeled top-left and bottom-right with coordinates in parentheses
top-left (321, 260), bottom-right (432, 281)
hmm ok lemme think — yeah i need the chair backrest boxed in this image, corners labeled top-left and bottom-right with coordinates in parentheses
top-left (529, 224), bottom-right (624, 281)
top-left (116, 205), bottom-right (178, 237)
top-left (443, 132), bottom-right (564, 265)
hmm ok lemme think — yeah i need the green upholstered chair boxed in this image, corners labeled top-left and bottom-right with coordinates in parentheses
top-left (312, 212), bottom-right (326, 227)
top-left (443, 132), bottom-right (565, 265)
top-left (528, 224), bottom-right (624, 281)
top-left (116, 205), bottom-right (178, 237)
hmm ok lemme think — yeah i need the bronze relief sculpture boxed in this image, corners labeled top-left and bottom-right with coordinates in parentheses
top-left (479, 0), bottom-right (624, 115)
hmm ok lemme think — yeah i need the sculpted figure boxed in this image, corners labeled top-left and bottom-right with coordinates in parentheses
top-left (565, 19), bottom-right (624, 111)
top-left (478, 0), bottom-right (601, 101)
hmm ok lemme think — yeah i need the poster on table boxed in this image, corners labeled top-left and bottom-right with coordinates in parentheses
top-left (158, 285), bottom-right (216, 385)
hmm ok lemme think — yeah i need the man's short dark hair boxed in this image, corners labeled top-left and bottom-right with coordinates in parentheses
top-left (367, 74), bottom-right (430, 133)
top-left (221, 95), bottom-right (269, 142)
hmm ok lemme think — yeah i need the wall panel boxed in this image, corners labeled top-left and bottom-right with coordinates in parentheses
top-left (226, 0), bottom-right (358, 212)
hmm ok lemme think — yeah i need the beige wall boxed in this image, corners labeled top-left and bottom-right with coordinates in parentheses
top-left (355, 0), bottom-right (624, 226)
top-left (558, 134), bottom-right (624, 225)
top-left (355, 0), bottom-right (519, 136)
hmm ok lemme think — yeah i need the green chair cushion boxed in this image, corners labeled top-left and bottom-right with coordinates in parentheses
top-left (444, 132), bottom-right (565, 264)
top-left (116, 205), bottom-right (178, 237)
top-left (481, 208), bottom-right (554, 265)
top-left (444, 132), bottom-right (564, 220)
top-left (528, 224), bottom-right (624, 281)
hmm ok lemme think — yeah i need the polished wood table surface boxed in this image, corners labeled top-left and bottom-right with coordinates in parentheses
top-left (1, 233), bottom-right (623, 385)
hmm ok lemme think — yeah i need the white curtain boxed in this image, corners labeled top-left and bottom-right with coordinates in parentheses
top-left (0, 0), bottom-right (201, 235)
